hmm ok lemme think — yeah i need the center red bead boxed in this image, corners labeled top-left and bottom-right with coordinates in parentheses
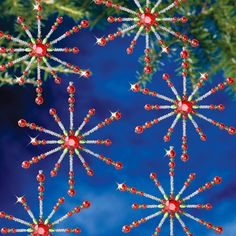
top-left (32, 223), bottom-right (49, 236)
top-left (32, 43), bottom-right (47, 57)
top-left (164, 200), bottom-right (180, 213)
top-left (64, 135), bottom-right (79, 149)
top-left (177, 100), bottom-right (193, 114)
top-left (140, 13), bottom-right (155, 26)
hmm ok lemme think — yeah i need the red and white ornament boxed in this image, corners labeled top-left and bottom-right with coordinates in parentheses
top-left (18, 82), bottom-right (123, 196)
top-left (0, 0), bottom-right (91, 105)
top-left (0, 171), bottom-right (90, 235)
top-left (118, 147), bottom-right (223, 235)
top-left (94, 0), bottom-right (198, 75)
top-left (132, 47), bottom-right (235, 161)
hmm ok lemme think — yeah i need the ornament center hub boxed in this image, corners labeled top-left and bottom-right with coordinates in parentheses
top-left (164, 200), bottom-right (180, 213)
top-left (140, 13), bottom-right (155, 26)
top-left (32, 223), bottom-right (49, 236)
top-left (64, 135), bottom-right (79, 149)
top-left (32, 43), bottom-right (47, 57)
top-left (177, 100), bottom-right (193, 114)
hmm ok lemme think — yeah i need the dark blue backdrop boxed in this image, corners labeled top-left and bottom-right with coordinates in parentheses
top-left (0, 15), bottom-right (235, 236)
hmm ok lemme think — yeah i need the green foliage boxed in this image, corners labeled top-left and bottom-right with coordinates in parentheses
top-left (0, 0), bottom-right (235, 96)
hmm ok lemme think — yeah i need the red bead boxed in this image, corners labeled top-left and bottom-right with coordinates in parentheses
top-left (226, 77), bottom-right (234, 85)
top-left (150, 172), bottom-right (157, 180)
top-left (1, 228), bottom-right (8, 234)
top-left (177, 101), bottom-right (193, 114)
top-left (18, 119), bottom-right (27, 128)
top-left (135, 126), bottom-right (144, 134)
top-left (35, 96), bottom-right (44, 105)
top-left (49, 108), bottom-right (57, 116)
top-left (82, 201), bottom-right (91, 208)
top-left (205, 203), bottom-right (212, 210)
top-left (122, 225), bottom-right (131, 233)
top-left (163, 73), bottom-right (169, 80)
top-left (214, 176), bottom-right (222, 184)
top-left (181, 153), bottom-right (189, 162)
top-left (189, 173), bottom-right (196, 180)
top-left (140, 13), bottom-right (156, 27)
top-left (228, 126), bottom-right (236, 135)
top-left (67, 84), bottom-right (76, 94)
top-left (81, 20), bottom-right (89, 28)
top-left (56, 17), bottom-right (63, 24)
top-left (191, 39), bottom-right (199, 47)
top-left (132, 203), bottom-right (139, 210)
top-left (215, 226), bottom-right (223, 234)
top-left (0, 212), bottom-right (6, 218)
top-left (164, 200), bottom-right (180, 213)
top-left (58, 197), bottom-right (64, 204)
top-left (115, 162), bottom-right (123, 170)
top-left (32, 224), bottom-right (49, 236)
top-left (74, 228), bottom-right (81, 234)
top-left (22, 161), bottom-right (31, 169)
top-left (32, 44), bottom-right (47, 57)
top-left (17, 16), bottom-right (24, 24)
top-left (144, 65), bottom-right (152, 74)
top-left (119, 184), bottom-right (127, 192)
top-left (114, 112), bottom-right (122, 120)
top-left (64, 135), bottom-right (79, 149)
top-left (37, 173), bottom-right (45, 182)
top-left (68, 189), bottom-right (76, 197)
top-left (168, 148), bottom-right (176, 158)
top-left (180, 50), bottom-right (189, 59)
top-left (97, 37), bottom-right (107, 46)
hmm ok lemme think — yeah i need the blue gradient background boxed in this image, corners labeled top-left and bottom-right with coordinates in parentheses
top-left (0, 15), bottom-right (236, 236)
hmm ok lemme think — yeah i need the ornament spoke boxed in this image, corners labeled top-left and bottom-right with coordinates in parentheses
top-left (188, 114), bottom-right (207, 141)
top-left (175, 213), bottom-right (192, 235)
top-left (183, 176), bottom-right (222, 201)
top-left (50, 149), bottom-right (68, 177)
top-left (195, 112), bottom-right (235, 135)
top-left (151, 0), bottom-right (162, 13)
top-left (75, 149), bottom-right (94, 176)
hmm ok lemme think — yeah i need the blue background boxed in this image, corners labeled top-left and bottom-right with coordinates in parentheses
top-left (0, 13), bottom-right (236, 236)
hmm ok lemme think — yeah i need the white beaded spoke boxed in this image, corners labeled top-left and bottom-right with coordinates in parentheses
top-left (56, 149), bottom-right (68, 165)
top-left (43, 147), bottom-right (63, 159)
top-left (145, 32), bottom-right (150, 50)
top-left (121, 24), bottom-right (138, 35)
top-left (82, 126), bottom-right (99, 137)
top-left (141, 205), bottom-right (159, 209)
top-left (195, 90), bottom-right (213, 102)
top-left (158, 111), bottom-right (175, 122)
top-left (158, 213), bottom-right (168, 229)
top-left (75, 149), bottom-right (86, 165)
top-left (41, 128), bottom-right (61, 138)
top-left (83, 140), bottom-right (99, 144)
top-left (196, 105), bottom-right (211, 109)
top-left (122, 18), bottom-right (137, 22)
top-left (183, 204), bottom-right (203, 208)
top-left (151, 27), bottom-right (162, 41)
top-left (159, 25), bottom-right (176, 37)
top-left (176, 214), bottom-right (189, 235)
top-left (146, 0), bottom-right (150, 6)
top-left (11, 54), bottom-right (30, 66)
top-left (8, 216), bottom-right (31, 227)
top-left (182, 212), bottom-right (201, 224)
top-left (8, 48), bottom-right (27, 52)
top-left (70, 110), bottom-right (74, 132)
top-left (183, 75), bottom-right (187, 96)
top-left (50, 33), bottom-right (67, 45)
top-left (183, 118), bottom-right (187, 137)
top-left (133, 0), bottom-right (144, 13)
top-left (9, 36), bottom-right (29, 46)
top-left (188, 114), bottom-right (200, 131)
top-left (170, 174), bottom-right (174, 195)
top-left (159, 2), bottom-right (176, 14)
top-left (44, 140), bottom-right (60, 144)
top-left (49, 55), bottom-right (69, 69)
top-left (170, 217), bottom-right (174, 236)
top-left (158, 17), bottom-right (174, 22)
top-left (119, 6), bottom-right (138, 15)
top-left (195, 112), bottom-right (213, 124)
top-left (39, 197), bottom-right (43, 220)
top-left (144, 211), bottom-right (162, 221)
top-left (143, 192), bottom-right (162, 202)
top-left (182, 188), bottom-right (201, 201)
top-left (159, 105), bottom-right (174, 109)
top-left (151, 0), bottom-right (162, 13)
top-left (51, 48), bottom-right (66, 52)
top-left (132, 25), bottom-right (144, 43)
top-left (51, 214), bottom-right (69, 226)
top-left (9, 229), bottom-right (29, 233)
top-left (155, 93), bottom-right (175, 103)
